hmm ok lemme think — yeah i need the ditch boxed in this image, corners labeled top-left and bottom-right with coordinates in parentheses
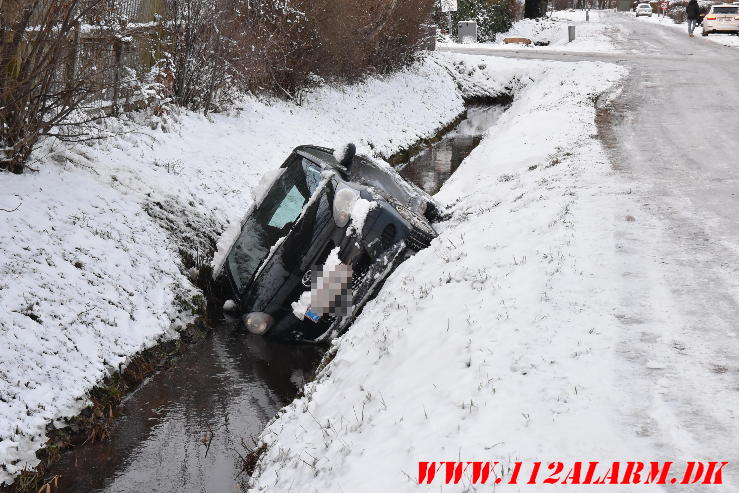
top-left (43, 102), bottom-right (507, 492)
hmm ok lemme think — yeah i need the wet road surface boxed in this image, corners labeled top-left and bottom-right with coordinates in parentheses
top-left (48, 105), bottom-right (503, 492)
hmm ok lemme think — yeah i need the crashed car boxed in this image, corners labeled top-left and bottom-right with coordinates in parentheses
top-left (215, 144), bottom-right (440, 342)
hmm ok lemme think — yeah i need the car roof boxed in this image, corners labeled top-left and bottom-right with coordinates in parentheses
top-left (294, 145), bottom-right (337, 165)
top-left (294, 144), bottom-right (373, 176)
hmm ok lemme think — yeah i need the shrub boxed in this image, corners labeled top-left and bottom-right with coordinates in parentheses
top-left (1, 0), bottom-right (437, 171)
top-left (163, 0), bottom-right (436, 104)
top-left (0, 0), bottom-right (115, 173)
top-left (666, 0), bottom-right (688, 23)
top-left (451, 0), bottom-right (517, 41)
top-left (241, 0), bottom-right (436, 93)
top-left (666, 0), bottom-right (713, 23)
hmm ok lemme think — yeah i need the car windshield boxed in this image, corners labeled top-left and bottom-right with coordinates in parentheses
top-left (713, 6), bottom-right (738, 13)
top-left (227, 157), bottom-right (323, 293)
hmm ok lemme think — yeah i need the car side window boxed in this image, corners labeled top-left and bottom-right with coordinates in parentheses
top-left (310, 193), bottom-right (332, 244)
top-left (302, 159), bottom-right (322, 193)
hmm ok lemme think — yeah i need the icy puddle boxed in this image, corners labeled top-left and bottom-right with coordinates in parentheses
top-left (48, 104), bottom-right (504, 492)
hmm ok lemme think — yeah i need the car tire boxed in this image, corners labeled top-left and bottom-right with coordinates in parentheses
top-left (702, 29), bottom-right (709, 36)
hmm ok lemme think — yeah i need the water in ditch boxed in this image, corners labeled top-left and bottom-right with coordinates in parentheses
top-left (48, 104), bottom-right (504, 492)
top-left (397, 105), bottom-right (506, 195)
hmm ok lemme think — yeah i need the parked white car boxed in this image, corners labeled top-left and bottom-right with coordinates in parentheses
top-left (702, 4), bottom-right (739, 35)
top-left (636, 3), bottom-right (653, 16)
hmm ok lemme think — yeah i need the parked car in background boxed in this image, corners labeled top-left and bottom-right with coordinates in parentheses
top-left (702, 3), bottom-right (739, 35)
top-left (215, 144), bottom-right (440, 343)
top-left (636, 3), bottom-right (654, 16)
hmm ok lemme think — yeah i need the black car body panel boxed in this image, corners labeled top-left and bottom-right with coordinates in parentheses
top-left (218, 145), bottom-right (439, 342)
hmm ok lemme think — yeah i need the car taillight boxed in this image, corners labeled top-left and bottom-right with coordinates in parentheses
top-left (735, 15), bottom-right (739, 19)
top-left (706, 15), bottom-right (716, 19)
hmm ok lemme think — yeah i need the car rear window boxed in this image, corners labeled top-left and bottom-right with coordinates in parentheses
top-left (713, 6), bottom-right (738, 13)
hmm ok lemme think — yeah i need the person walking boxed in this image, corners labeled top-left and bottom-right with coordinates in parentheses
top-left (687, 0), bottom-right (700, 37)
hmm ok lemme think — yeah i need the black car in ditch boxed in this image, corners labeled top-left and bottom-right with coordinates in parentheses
top-left (214, 144), bottom-right (440, 342)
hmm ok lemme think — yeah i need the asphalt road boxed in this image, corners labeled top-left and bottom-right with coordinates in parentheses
top-left (445, 13), bottom-right (739, 488)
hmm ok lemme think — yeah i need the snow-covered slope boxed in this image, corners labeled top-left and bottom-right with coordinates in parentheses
top-left (248, 58), bottom-right (636, 492)
top-left (0, 53), bottom-right (520, 485)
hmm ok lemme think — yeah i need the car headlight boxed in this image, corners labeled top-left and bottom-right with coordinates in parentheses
top-left (243, 312), bottom-right (274, 335)
top-left (333, 187), bottom-right (359, 228)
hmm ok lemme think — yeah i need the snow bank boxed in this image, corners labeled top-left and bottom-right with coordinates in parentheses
top-left (0, 52), bottom-right (517, 484)
top-left (248, 57), bottom-right (645, 492)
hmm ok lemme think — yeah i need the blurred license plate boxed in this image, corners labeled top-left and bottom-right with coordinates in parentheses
top-left (305, 309), bottom-right (321, 322)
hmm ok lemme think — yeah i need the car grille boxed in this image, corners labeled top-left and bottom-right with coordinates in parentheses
top-left (406, 228), bottom-right (429, 251)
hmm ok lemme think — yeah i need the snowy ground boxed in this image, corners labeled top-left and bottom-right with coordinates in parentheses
top-left (439, 11), bottom-right (739, 491)
top-left (245, 56), bottom-right (655, 492)
top-left (635, 11), bottom-right (739, 47)
top-left (442, 10), bottom-right (621, 53)
top-left (0, 53), bottom-right (518, 485)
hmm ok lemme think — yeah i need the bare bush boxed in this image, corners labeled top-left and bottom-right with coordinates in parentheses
top-left (233, 0), bottom-right (436, 98)
top-left (165, 0), bottom-right (239, 111)
top-left (1, 0), bottom-right (436, 172)
top-left (0, 0), bottom-right (114, 173)
top-left (162, 0), bottom-right (436, 108)
top-left (213, 1), bottom-right (312, 101)
top-left (306, 0), bottom-right (436, 78)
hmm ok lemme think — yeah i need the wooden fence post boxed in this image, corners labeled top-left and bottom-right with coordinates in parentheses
top-left (66, 22), bottom-right (81, 87)
top-left (112, 38), bottom-right (123, 116)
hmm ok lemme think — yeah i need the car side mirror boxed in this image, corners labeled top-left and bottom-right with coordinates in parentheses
top-left (334, 143), bottom-right (356, 171)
